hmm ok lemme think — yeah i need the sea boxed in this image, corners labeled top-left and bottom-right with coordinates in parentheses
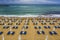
top-left (0, 4), bottom-right (60, 17)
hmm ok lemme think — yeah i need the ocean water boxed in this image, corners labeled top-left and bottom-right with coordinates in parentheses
top-left (0, 4), bottom-right (60, 15)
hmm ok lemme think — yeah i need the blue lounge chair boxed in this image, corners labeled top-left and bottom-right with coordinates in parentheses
top-left (11, 32), bottom-right (15, 35)
top-left (20, 31), bottom-right (27, 35)
top-left (48, 26), bottom-right (50, 29)
top-left (0, 32), bottom-right (3, 35)
top-left (38, 26), bottom-right (41, 29)
top-left (44, 26), bottom-right (47, 29)
top-left (42, 31), bottom-right (45, 34)
top-left (24, 31), bottom-right (27, 35)
top-left (54, 26), bottom-right (58, 28)
top-left (49, 31), bottom-right (53, 35)
top-left (37, 31), bottom-right (40, 34)
top-left (7, 31), bottom-right (10, 35)
top-left (20, 31), bottom-right (22, 35)
top-left (53, 31), bottom-right (57, 35)
top-left (34, 26), bottom-right (37, 29)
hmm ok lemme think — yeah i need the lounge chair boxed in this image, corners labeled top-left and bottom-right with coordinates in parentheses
top-left (48, 26), bottom-right (50, 29)
top-left (53, 31), bottom-right (57, 35)
top-left (49, 31), bottom-right (57, 35)
top-left (7, 31), bottom-right (15, 35)
top-left (44, 26), bottom-right (47, 29)
top-left (34, 26), bottom-right (37, 29)
top-left (3, 26), bottom-right (9, 29)
top-left (49, 31), bottom-right (53, 35)
top-left (37, 31), bottom-right (41, 34)
top-left (42, 31), bottom-right (45, 34)
top-left (7, 31), bottom-right (10, 35)
top-left (12, 26), bottom-right (18, 29)
top-left (20, 31), bottom-right (27, 35)
top-left (0, 32), bottom-right (3, 35)
top-left (54, 26), bottom-right (58, 28)
top-left (38, 26), bottom-right (41, 29)
top-left (11, 32), bottom-right (15, 35)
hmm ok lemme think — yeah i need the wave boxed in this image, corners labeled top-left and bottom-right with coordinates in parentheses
top-left (0, 14), bottom-right (39, 17)
top-left (0, 14), bottom-right (60, 17)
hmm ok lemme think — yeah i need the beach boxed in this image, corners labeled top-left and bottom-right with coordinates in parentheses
top-left (0, 4), bottom-right (60, 40)
top-left (0, 15), bottom-right (60, 40)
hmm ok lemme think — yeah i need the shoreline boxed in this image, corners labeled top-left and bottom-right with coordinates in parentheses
top-left (0, 14), bottom-right (60, 18)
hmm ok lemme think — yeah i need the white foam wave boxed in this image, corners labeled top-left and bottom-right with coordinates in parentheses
top-left (41, 14), bottom-right (60, 17)
top-left (0, 14), bottom-right (60, 17)
top-left (0, 14), bottom-right (39, 17)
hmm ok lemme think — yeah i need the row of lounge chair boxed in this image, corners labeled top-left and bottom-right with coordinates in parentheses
top-left (0, 22), bottom-right (20, 25)
top-left (0, 22), bottom-right (58, 25)
top-left (33, 22), bottom-right (56, 25)
top-left (0, 31), bottom-right (27, 35)
top-left (3, 25), bottom-right (18, 29)
top-left (34, 26), bottom-right (41, 29)
top-left (0, 31), bottom-right (57, 35)
top-left (0, 20), bottom-right (22, 22)
top-left (49, 31), bottom-right (57, 35)
top-left (2, 25), bottom-right (60, 29)
top-left (34, 26), bottom-right (60, 29)
top-left (3, 25), bottom-right (29, 29)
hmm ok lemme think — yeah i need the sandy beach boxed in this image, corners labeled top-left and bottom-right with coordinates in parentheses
top-left (0, 15), bottom-right (60, 40)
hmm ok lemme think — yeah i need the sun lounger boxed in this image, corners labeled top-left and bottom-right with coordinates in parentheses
top-left (20, 31), bottom-right (27, 35)
top-left (0, 31), bottom-right (3, 35)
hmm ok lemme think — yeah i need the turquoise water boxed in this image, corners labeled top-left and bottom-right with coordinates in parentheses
top-left (0, 4), bottom-right (60, 15)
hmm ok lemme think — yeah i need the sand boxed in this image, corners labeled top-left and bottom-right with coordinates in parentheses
top-left (0, 17), bottom-right (60, 40)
